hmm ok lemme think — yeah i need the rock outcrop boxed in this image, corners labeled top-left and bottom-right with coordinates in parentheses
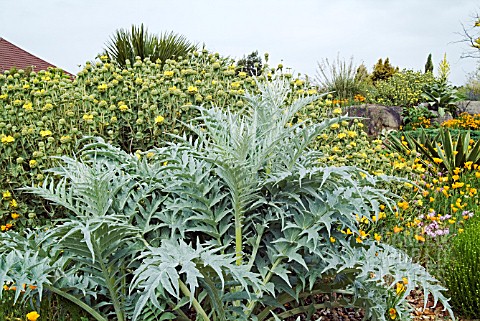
top-left (346, 104), bottom-right (402, 136)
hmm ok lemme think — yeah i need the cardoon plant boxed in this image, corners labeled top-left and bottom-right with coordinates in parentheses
top-left (0, 79), bottom-right (453, 321)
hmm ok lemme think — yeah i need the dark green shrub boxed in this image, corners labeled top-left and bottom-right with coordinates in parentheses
top-left (370, 57), bottom-right (398, 83)
top-left (443, 220), bottom-right (480, 317)
top-left (424, 54), bottom-right (434, 74)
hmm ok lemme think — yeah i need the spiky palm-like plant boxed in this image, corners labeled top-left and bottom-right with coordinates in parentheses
top-left (0, 79), bottom-right (453, 321)
top-left (104, 24), bottom-right (197, 67)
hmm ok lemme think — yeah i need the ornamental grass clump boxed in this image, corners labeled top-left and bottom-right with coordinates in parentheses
top-left (0, 80), bottom-right (453, 321)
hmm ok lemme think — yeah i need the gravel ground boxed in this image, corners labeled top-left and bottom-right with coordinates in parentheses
top-left (280, 290), bottom-right (454, 321)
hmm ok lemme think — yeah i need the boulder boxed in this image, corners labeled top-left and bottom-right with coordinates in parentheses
top-left (456, 100), bottom-right (480, 115)
top-left (346, 104), bottom-right (403, 136)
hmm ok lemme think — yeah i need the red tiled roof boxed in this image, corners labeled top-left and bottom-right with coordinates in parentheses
top-left (0, 37), bottom-right (72, 75)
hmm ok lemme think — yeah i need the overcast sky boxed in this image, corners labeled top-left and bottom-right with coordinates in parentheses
top-left (1, 0), bottom-right (479, 85)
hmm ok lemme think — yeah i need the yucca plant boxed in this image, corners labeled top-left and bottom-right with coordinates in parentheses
top-left (104, 23), bottom-right (197, 67)
top-left (387, 128), bottom-right (480, 176)
top-left (0, 79), bottom-right (453, 321)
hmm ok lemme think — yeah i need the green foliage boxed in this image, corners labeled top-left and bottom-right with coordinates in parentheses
top-left (443, 219), bottom-right (480, 318)
top-left (421, 80), bottom-right (461, 116)
top-left (103, 24), bottom-right (197, 68)
top-left (236, 51), bottom-right (263, 76)
top-left (315, 55), bottom-right (370, 99)
top-left (0, 81), bottom-right (453, 321)
top-left (425, 54), bottom-right (434, 74)
top-left (387, 128), bottom-right (480, 176)
top-left (461, 63), bottom-right (480, 100)
top-left (366, 69), bottom-right (436, 107)
top-left (370, 58), bottom-right (398, 83)
top-left (401, 104), bottom-right (435, 130)
top-left (0, 291), bottom-right (92, 321)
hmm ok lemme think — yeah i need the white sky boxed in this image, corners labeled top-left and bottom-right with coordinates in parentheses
top-left (1, 0), bottom-right (479, 85)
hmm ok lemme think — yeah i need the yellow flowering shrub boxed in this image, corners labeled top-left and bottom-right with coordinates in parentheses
top-left (0, 50), bottom-right (325, 227)
top-left (366, 70), bottom-right (435, 107)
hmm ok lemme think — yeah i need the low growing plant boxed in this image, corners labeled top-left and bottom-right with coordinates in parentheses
top-left (401, 104), bottom-right (435, 130)
top-left (442, 219), bottom-right (480, 318)
top-left (0, 80), bottom-right (453, 321)
top-left (387, 128), bottom-right (480, 177)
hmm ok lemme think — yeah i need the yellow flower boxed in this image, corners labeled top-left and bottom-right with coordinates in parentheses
top-left (10, 199), bottom-right (18, 208)
top-left (23, 102), bottom-right (33, 111)
top-left (433, 158), bottom-right (443, 164)
top-left (26, 311), bottom-right (40, 321)
top-left (163, 70), bottom-right (174, 78)
top-left (29, 159), bottom-right (38, 168)
top-left (2, 191), bottom-right (11, 199)
top-left (389, 308), bottom-right (397, 319)
top-left (119, 104), bottom-right (129, 111)
top-left (294, 79), bottom-right (304, 86)
top-left (60, 135), bottom-right (72, 144)
top-left (341, 228), bottom-right (353, 235)
top-left (11, 213), bottom-right (20, 219)
top-left (374, 233), bottom-right (381, 242)
top-left (337, 133), bottom-right (347, 139)
top-left (452, 182), bottom-right (464, 189)
top-left (414, 234), bottom-right (425, 242)
top-left (97, 83), bottom-right (108, 92)
top-left (396, 282), bottom-right (406, 294)
top-left (330, 123), bottom-right (340, 130)
top-left (155, 115), bottom-right (165, 124)
top-left (40, 130), bottom-right (52, 137)
top-left (358, 230), bottom-right (369, 239)
top-left (347, 130), bottom-right (357, 138)
top-left (330, 236), bottom-right (336, 243)
top-left (393, 226), bottom-right (403, 233)
top-left (1, 135), bottom-right (15, 144)
top-left (230, 81), bottom-right (241, 89)
top-left (187, 86), bottom-right (198, 94)
top-left (83, 114), bottom-right (94, 121)
top-left (332, 108), bottom-right (342, 115)
top-left (397, 201), bottom-right (409, 210)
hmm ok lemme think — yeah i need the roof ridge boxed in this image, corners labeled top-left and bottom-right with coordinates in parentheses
top-left (0, 37), bottom-right (73, 76)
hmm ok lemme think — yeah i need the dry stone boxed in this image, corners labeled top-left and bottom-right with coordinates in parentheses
top-left (346, 104), bottom-right (403, 136)
top-left (456, 100), bottom-right (480, 115)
